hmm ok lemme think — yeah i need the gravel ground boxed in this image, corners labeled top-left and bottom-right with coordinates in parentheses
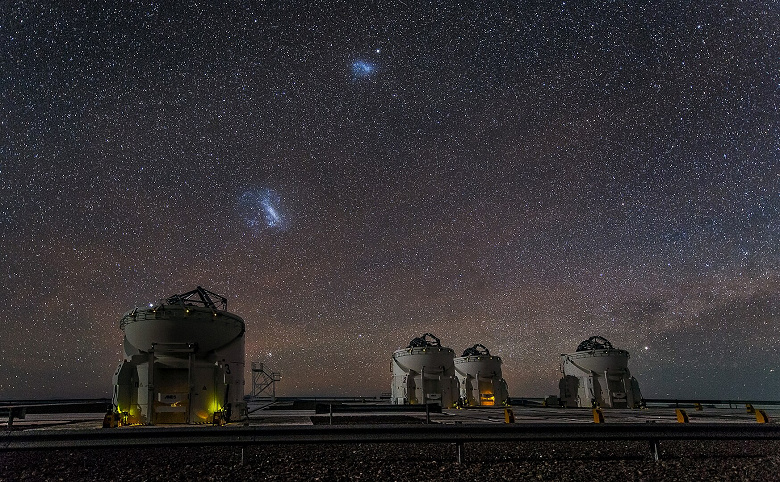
top-left (2, 440), bottom-right (779, 481)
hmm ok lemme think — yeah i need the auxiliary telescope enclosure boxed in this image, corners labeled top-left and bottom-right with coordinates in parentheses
top-left (559, 336), bottom-right (642, 408)
top-left (112, 287), bottom-right (246, 425)
top-left (454, 344), bottom-right (509, 406)
top-left (391, 334), bottom-right (459, 407)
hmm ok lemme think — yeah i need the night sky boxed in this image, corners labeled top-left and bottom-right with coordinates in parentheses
top-left (2, 2), bottom-right (779, 401)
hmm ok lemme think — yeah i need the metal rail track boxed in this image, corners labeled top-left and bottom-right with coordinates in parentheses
top-left (3, 423), bottom-right (780, 452)
top-left (643, 399), bottom-right (780, 407)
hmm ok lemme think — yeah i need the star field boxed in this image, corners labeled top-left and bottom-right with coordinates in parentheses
top-left (1, 1), bottom-right (779, 400)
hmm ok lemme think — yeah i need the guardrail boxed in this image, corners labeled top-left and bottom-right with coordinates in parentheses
top-left (3, 423), bottom-right (780, 462)
top-left (643, 399), bottom-right (780, 407)
top-left (0, 400), bottom-right (111, 428)
top-left (313, 403), bottom-right (442, 414)
top-left (0, 407), bottom-right (26, 428)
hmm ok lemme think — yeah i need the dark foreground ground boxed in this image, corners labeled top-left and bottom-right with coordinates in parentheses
top-left (2, 440), bottom-right (779, 481)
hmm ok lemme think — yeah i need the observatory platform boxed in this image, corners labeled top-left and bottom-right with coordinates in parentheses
top-left (3, 401), bottom-right (779, 432)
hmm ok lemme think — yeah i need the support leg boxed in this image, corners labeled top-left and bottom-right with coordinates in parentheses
top-left (649, 439), bottom-right (660, 461)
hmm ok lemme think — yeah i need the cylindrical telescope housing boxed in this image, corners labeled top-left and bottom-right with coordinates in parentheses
top-left (391, 333), bottom-right (458, 407)
top-left (558, 336), bottom-right (642, 409)
top-left (112, 287), bottom-right (246, 425)
top-left (454, 344), bottom-right (509, 406)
